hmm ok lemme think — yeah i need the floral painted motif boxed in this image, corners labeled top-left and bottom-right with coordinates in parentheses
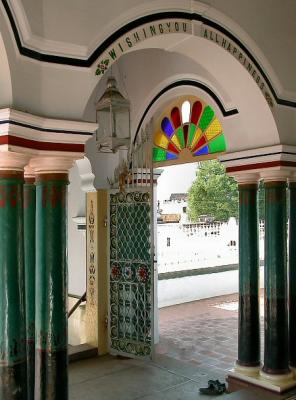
top-left (137, 265), bottom-right (149, 283)
top-left (111, 265), bottom-right (121, 280)
top-left (95, 59), bottom-right (110, 75)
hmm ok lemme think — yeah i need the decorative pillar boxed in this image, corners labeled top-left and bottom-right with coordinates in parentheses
top-left (85, 190), bottom-right (108, 353)
top-left (0, 153), bottom-right (29, 399)
top-left (289, 179), bottom-right (296, 373)
top-left (235, 175), bottom-right (260, 376)
top-left (24, 166), bottom-right (36, 399)
top-left (31, 157), bottom-right (73, 400)
top-left (261, 173), bottom-right (293, 385)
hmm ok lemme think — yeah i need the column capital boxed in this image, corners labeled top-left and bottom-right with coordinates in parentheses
top-left (0, 152), bottom-right (30, 171)
top-left (289, 173), bottom-right (296, 184)
top-left (228, 172), bottom-right (260, 185)
top-left (29, 156), bottom-right (78, 175)
top-left (24, 165), bottom-right (35, 180)
top-left (260, 170), bottom-right (291, 182)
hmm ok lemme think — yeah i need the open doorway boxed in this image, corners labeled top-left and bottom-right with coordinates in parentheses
top-left (154, 160), bottom-right (265, 375)
top-left (149, 95), bottom-right (265, 375)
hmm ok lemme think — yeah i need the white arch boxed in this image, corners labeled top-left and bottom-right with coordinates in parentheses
top-left (111, 44), bottom-right (279, 153)
top-left (0, 33), bottom-right (12, 107)
top-left (75, 157), bottom-right (96, 192)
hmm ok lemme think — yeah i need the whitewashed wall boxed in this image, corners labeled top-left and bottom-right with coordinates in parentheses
top-left (158, 266), bottom-right (265, 308)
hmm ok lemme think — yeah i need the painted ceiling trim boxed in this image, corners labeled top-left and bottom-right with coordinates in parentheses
top-left (133, 79), bottom-right (239, 145)
top-left (226, 160), bottom-right (296, 174)
top-left (0, 108), bottom-right (97, 137)
top-left (219, 145), bottom-right (296, 169)
top-left (1, 0), bottom-right (295, 108)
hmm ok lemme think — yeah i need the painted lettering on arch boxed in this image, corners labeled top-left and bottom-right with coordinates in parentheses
top-left (96, 19), bottom-right (191, 76)
top-left (202, 26), bottom-right (273, 108)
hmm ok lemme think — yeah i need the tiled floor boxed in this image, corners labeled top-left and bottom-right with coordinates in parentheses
top-left (69, 354), bottom-right (229, 400)
top-left (157, 292), bottom-right (264, 372)
top-left (69, 292), bottom-right (267, 399)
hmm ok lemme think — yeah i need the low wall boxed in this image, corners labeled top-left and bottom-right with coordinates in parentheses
top-left (158, 266), bottom-right (264, 308)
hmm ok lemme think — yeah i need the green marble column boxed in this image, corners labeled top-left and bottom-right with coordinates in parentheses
top-left (237, 183), bottom-right (260, 368)
top-left (24, 176), bottom-right (36, 399)
top-left (0, 171), bottom-right (27, 399)
top-left (35, 173), bottom-right (69, 400)
top-left (289, 182), bottom-right (296, 368)
top-left (263, 181), bottom-right (290, 375)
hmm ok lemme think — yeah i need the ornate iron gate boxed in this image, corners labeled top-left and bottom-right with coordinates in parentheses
top-left (108, 125), bottom-right (154, 358)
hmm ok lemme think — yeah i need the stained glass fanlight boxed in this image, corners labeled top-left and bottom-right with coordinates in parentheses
top-left (153, 99), bottom-right (226, 163)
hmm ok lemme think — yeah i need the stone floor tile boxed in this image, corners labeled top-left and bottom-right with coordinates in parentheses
top-left (69, 355), bottom-right (133, 385)
top-left (138, 380), bottom-right (229, 400)
top-left (70, 362), bottom-right (189, 400)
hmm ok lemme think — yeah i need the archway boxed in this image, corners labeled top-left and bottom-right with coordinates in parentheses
top-left (150, 95), bottom-right (243, 375)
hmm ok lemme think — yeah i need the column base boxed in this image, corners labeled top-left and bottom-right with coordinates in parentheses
top-left (228, 369), bottom-right (296, 393)
top-left (234, 361), bottom-right (260, 377)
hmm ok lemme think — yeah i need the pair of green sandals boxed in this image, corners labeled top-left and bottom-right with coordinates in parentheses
top-left (199, 380), bottom-right (226, 396)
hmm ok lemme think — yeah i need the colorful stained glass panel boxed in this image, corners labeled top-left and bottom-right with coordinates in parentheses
top-left (176, 127), bottom-right (185, 149)
top-left (153, 147), bottom-right (166, 161)
top-left (181, 101), bottom-right (190, 124)
top-left (199, 106), bottom-right (215, 132)
top-left (194, 145), bottom-right (209, 156)
top-left (161, 117), bottom-right (174, 138)
top-left (153, 100), bottom-right (226, 163)
top-left (191, 101), bottom-right (203, 125)
top-left (154, 131), bottom-right (169, 149)
top-left (204, 117), bottom-right (222, 141)
top-left (209, 134), bottom-right (226, 153)
top-left (171, 107), bottom-right (181, 129)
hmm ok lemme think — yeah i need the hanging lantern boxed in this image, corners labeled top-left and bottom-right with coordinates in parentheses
top-left (95, 77), bottom-right (130, 153)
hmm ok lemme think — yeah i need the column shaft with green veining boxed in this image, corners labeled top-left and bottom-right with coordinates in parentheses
top-left (289, 182), bottom-right (296, 368)
top-left (237, 184), bottom-right (260, 367)
top-left (35, 173), bottom-right (69, 400)
top-left (263, 181), bottom-right (290, 374)
top-left (0, 171), bottom-right (27, 399)
top-left (24, 176), bottom-right (36, 399)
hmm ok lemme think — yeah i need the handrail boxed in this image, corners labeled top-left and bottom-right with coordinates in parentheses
top-left (68, 292), bottom-right (86, 318)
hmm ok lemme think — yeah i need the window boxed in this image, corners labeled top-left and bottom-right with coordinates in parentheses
top-left (153, 98), bottom-right (226, 163)
top-left (167, 237), bottom-right (171, 247)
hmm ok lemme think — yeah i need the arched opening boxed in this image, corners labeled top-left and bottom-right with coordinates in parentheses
top-left (150, 95), bottom-right (245, 378)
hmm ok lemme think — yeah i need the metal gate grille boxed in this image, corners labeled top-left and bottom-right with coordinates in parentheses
top-left (109, 190), bottom-right (152, 357)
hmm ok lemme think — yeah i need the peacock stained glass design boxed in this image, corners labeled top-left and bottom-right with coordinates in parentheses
top-left (153, 100), bottom-right (226, 163)
top-left (109, 191), bottom-right (152, 358)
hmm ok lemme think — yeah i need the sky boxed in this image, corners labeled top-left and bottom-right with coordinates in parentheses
top-left (156, 162), bottom-right (198, 201)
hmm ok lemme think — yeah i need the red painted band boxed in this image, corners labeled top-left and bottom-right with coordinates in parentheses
top-left (0, 135), bottom-right (84, 152)
top-left (226, 160), bottom-right (296, 173)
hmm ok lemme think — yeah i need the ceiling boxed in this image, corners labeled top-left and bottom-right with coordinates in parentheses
top-left (0, 0), bottom-right (295, 151)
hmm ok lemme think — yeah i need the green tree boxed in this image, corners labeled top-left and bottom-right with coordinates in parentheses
top-left (188, 160), bottom-right (238, 222)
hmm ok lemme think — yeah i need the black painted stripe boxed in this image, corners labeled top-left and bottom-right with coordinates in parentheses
top-left (1, 1), bottom-right (295, 108)
top-left (158, 261), bottom-right (264, 280)
top-left (133, 79), bottom-right (239, 144)
top-left (220, 151), bottom-right (296, 164)
top-left (0, 119), bottom-right (93, 136)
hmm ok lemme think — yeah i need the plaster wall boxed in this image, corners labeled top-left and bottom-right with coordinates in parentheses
top-left (68, 165), bottom-right (87, 296)
top-left (0, 34), bottom-right (12, 107)
top-left (158, 266), bottom-right (264, 308)
top-left (15, 0), bottom-right (296, 97)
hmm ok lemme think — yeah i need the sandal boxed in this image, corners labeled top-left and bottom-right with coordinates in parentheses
top-left (199, 379), bottom-right (226, 396)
